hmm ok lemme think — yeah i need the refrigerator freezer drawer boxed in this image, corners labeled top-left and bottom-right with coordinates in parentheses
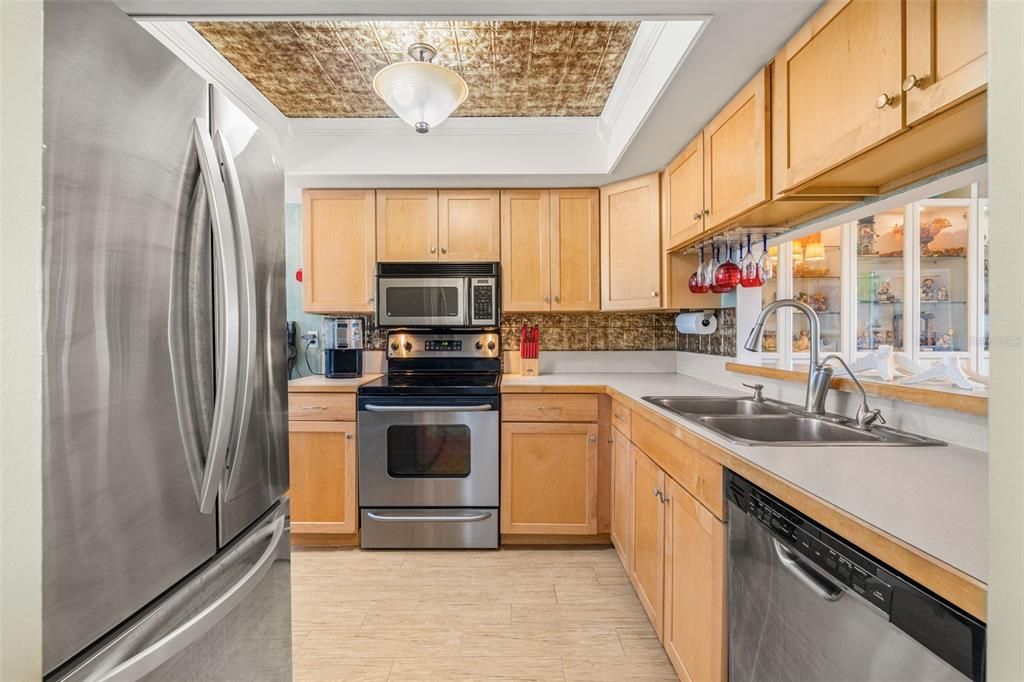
top-left (47, 502), bottom-right (291, 682)
top-left (360, 508), bottom-right (499, 549)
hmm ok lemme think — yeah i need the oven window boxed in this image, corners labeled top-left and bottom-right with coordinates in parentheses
top-left (386, 425), bottom-right (471, 478)
top-left (385, 286), bottom-right (461, 319)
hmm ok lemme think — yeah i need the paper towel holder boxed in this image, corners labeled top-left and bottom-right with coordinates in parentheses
top-left (675, 310), bottom-right (718, 334)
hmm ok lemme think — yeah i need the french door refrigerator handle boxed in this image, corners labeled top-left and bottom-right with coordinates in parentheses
top-left (90, 513), bottom-right (286, 682)
top-left (192, 118), bottom-right (241, 515)
top-left (772, 538), bottom-right (844, 602)
top-left (363, 404), bottom-right (492, 412)
top-left (212, 129), bottom-right (258, 500)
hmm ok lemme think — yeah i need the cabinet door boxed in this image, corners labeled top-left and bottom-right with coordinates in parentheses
top-left (550, 188), bottom-right (600, 311)
top-left (772, 0), bottom-right (904, 195)
top-left (630, 445), bottom-right (666, 638)
top-left (288, 421), bottom-right (357, 534)
top-left (704, 67), bottom-right (770, 229)
top-left (500, 190), bottom-right (551, 312)
top-left (500, 422), bottom-right (598, 535)
top-left (438, 189), bottom-right (501, 261)
top-left (301, 189), bottom-right (376, 313)
top-left (664, 478), bottom-right (726, 682)
top-left (376, 189), bottom-right (438, 262)
top-left (610, 425), bottom-right (633, 571)
top-left (662, 135), bottom-right (704, 249)
top-left (600, 173), bottom-right (662, 310)
top-left (904, 0), bottom-right (987, 125)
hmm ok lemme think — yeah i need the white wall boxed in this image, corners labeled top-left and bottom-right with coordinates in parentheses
top-left (986, 0), bottom-right (1024, 677)
top-left (0, 0), bottom-right (44, 678)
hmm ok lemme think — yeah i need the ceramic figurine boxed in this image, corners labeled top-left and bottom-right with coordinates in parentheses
top-left (810, 292), bottom-right (829, 313)
top-left (857, 218), bottom-right (877, 256)
top-left (875, 279), bottom-right (897, 303)
top-left (937, 286), bottom-right (949, 302)
top-left (794, 329), bottom-right (811, 352)
top-left (921, 277), bottom-right (936, 301)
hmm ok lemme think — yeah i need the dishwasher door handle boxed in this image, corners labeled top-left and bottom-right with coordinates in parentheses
top-left (773, 538), bottom-right (844, 602)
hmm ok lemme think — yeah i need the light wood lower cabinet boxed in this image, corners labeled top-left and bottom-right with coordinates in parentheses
top-left (500, 422), bottom-right (599, 535)
top-left (664, 477), bottom-right (727, 682)
top-left (288, 420), bottom-right (358, 534)
top-left (630, 444), bottom-right (666, 638)
top-left (610, 425), bottom-right (633, 570)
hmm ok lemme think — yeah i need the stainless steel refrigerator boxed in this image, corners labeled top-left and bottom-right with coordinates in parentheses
top-left (42, 1), bottom-right (291, 679)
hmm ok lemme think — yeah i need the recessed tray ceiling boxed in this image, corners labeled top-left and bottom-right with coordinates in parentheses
top-left (192, 20), bottom-right (640, 118)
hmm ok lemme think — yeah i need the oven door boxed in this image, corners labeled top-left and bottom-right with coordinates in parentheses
top-left (358, 396), bottom-right (499, 508)
top-left (376, 277), bottom-right (467, 328)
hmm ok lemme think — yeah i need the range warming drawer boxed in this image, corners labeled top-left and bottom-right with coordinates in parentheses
top-left (360, 508), bottom-right (499, 549)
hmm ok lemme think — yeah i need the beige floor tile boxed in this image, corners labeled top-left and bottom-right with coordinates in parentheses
top-left (399, 549), bottom-right (524, 568)
top-left (302, 627), bottom-right (464, 658)
top-left (594, 565), bottom-right (632, 585)
top-left (562, 656), bottom-right (679, 681)
top-left (509, 548), bottom-right (622, 567)
top-left (419, 584), bottom-right (558, 606)
top-left (363, 604), bottom-right (512, 628)
top-left (615, 626), bottom-right (671, 661)
top-left (461, 626), bottom-right (624, 658)
top-left (387, 656), bottom-right (565, 681)
top-left (479, 566), bottom-right (600, 585)
top-left (553, 580), bottom-right (643, 604)
top-left (292, 656), bottom-right (395, 682)
top-left (291, 601), bottom-right (369, 631)
top-left (511, 603), bottom-right (650, 628)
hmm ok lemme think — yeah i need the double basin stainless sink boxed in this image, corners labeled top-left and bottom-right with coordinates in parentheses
top-left (642, 396), bottom-right (944, 447)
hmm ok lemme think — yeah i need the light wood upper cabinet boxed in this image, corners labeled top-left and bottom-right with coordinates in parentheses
top-left (601, 173), bottom-right (662, 310)
top-left (550, 189), bottom-right (600, 311)
top-left (500, 421), bottom-right (599, 535)
top-left (302, 189), bottom-right (376, 313)
top-left (610, 424), bottom-right (633, 571)
top-left (704, 67), bottom-right (771, 229)
top-left (438, 189), bottom-right (500, 261)
top-left (664, 478), bottom-right (727, 682)
top-left (288, 420), bottom-right (358, 534)
top-left (772, 0), bottom-right (904, 195)
top-left (662, 135), bottom-right (705, 249)
top-left (376, 189), bottom-right (439, 262)
top-left (904, 0), bottom-right (987, 125)
top-left (630, 444), bottom-right (666, 638)
top-left (501, 190), bottom-right (551, 311)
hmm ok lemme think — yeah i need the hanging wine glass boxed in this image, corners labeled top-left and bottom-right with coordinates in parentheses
top-left (757, 235), bottom-right (774, 281)
top-left (740, 234), bottom-right (762, 288)
top-left (706, 244), bottom-right (721, 286)
top-left (688, 247), bottom-right (710, 294)
top-left (713, 244), bottom-right (740, 292)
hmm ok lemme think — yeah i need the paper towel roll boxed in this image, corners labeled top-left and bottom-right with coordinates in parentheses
top-left (676, 312), bottom-right (717, 335)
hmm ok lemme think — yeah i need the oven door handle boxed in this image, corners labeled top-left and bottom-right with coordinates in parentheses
top-left (363, 404), bottom-right (492, 413)
top-left (366, 511), bottom-right (493, 523)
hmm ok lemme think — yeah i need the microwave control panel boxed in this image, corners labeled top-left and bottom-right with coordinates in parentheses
top-left (470, 277), bottom-right (497, 326)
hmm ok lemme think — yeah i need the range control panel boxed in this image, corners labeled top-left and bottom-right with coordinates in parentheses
top-left (387, 331), bottom-right (499, 359)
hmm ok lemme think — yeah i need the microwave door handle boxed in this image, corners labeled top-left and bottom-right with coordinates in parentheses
top-left (363, 404), bottom-right (492, 413)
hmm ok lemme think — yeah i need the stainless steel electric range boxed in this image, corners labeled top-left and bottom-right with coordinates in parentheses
top-left (357, 330), bottom-right (501, 549)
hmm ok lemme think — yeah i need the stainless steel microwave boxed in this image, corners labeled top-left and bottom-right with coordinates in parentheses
top-left (376, 262), bottom-right (499, 329)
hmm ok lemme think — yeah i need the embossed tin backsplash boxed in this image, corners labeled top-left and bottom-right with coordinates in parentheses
top-left (192, 20), bottom-right (639, 118)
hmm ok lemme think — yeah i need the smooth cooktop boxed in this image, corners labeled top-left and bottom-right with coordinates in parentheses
top-left (358, 372), bottom-right (501, 396)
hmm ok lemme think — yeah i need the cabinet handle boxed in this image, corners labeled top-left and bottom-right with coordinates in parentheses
top-left (543, 295), bottom-right (550, 303)
top-left (553, 295), bottom-right (560, 303)
top-left (300, 406), bottom-right (327, 411)
top-left (651, 290), bottom-right (658, 297)
top-left (537, 405), bottom-right (562, 412)
top-left (367, 296), bottom-right (374, 304)
top-left (345, 433), bottom-right (354, 440)
top-left (653, 487), bottom-right (661, 498)
top-left (588, 434), bottom-right (597, 443)
top-left (430, 246), bottom-right (437, 254)
top-left (703, 209), bottom-right (710, 216)
top-left (440, 246), bottom-right (448, 254)
top-left (607, 437), bottom-right (614, 444)
top-left (902, 74), bottom-right (927, 92)
top-left (875, 93), bottom-right (897, 109)
top-left (692, 211), bottom-right (702, 221)
top-left (614, 413), bottom-right (626, 421)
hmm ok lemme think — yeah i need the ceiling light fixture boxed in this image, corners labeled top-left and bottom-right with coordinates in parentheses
top-left (372, 43), bottom-right (469, 134)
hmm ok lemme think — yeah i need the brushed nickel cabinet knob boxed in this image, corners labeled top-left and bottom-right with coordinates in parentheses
top-left (875, 93), bottom-right (897, 109)
top-left (902, 74), bottom-right (926, 92)
top-left (693, 211), bottom-right (702, 221)
top-left (429, 246), bottom-right (437, 254)
top-left (440, 246), bottom-right (447, 254)
top-left (553, 295), bottom-right (560, 303)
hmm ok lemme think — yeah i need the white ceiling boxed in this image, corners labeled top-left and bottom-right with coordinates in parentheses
top-left (124, 0), bottom-right (824, 200)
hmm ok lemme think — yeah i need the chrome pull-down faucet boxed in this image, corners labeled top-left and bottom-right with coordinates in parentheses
top-left (743, 298), bottom-right (886, 428)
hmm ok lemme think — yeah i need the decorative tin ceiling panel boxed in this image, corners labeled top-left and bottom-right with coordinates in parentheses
top-left (191, 21), bottom-right (640, 118)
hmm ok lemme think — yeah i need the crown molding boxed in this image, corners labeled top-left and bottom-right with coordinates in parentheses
top-left (138, 20), bottom-right (291, 141)
top-left (288, 116), bottom-right (599, 138)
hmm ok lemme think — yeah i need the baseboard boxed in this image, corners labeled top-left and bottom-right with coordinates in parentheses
top-left (500, 533), bottom-right (612, 546)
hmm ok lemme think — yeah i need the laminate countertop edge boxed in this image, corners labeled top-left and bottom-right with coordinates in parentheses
top-left (500, 372), bottom-right (988, 622)
top-left (288, 374), bottom-right (383, 393)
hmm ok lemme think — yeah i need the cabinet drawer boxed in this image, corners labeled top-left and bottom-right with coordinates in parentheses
top-left (631, 412), bottom-right (724, 520)
top-left (502, 394), bottom-right (600, 423)
top-left (288, 393), bottom-right (356, 421)
top-left (610, 399), bottom-right (632, 438)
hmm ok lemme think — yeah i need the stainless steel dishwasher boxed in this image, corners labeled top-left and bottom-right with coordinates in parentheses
top-left (725, 472), bottom-right (985, 682)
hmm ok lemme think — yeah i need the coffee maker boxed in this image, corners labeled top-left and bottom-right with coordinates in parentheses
top-left (321, 317), bottom-right (364, 378)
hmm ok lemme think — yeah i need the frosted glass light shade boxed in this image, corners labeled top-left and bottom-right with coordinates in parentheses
top-left (373, 61), bottom-right (468, 133)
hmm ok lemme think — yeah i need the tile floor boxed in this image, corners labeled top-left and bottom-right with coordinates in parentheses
top-left (291, 547), bottom-right (679, 681)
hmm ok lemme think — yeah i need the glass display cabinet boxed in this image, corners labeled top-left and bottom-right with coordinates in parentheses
top-left (752, 183), bottom-right (989, 377)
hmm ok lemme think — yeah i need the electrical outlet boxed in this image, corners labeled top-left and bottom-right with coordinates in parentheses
top-left (300, 330), bottom-right (318, 348)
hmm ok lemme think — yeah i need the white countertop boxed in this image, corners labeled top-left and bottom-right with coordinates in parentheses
top-left (502, 372), bottom-right (989, 583)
